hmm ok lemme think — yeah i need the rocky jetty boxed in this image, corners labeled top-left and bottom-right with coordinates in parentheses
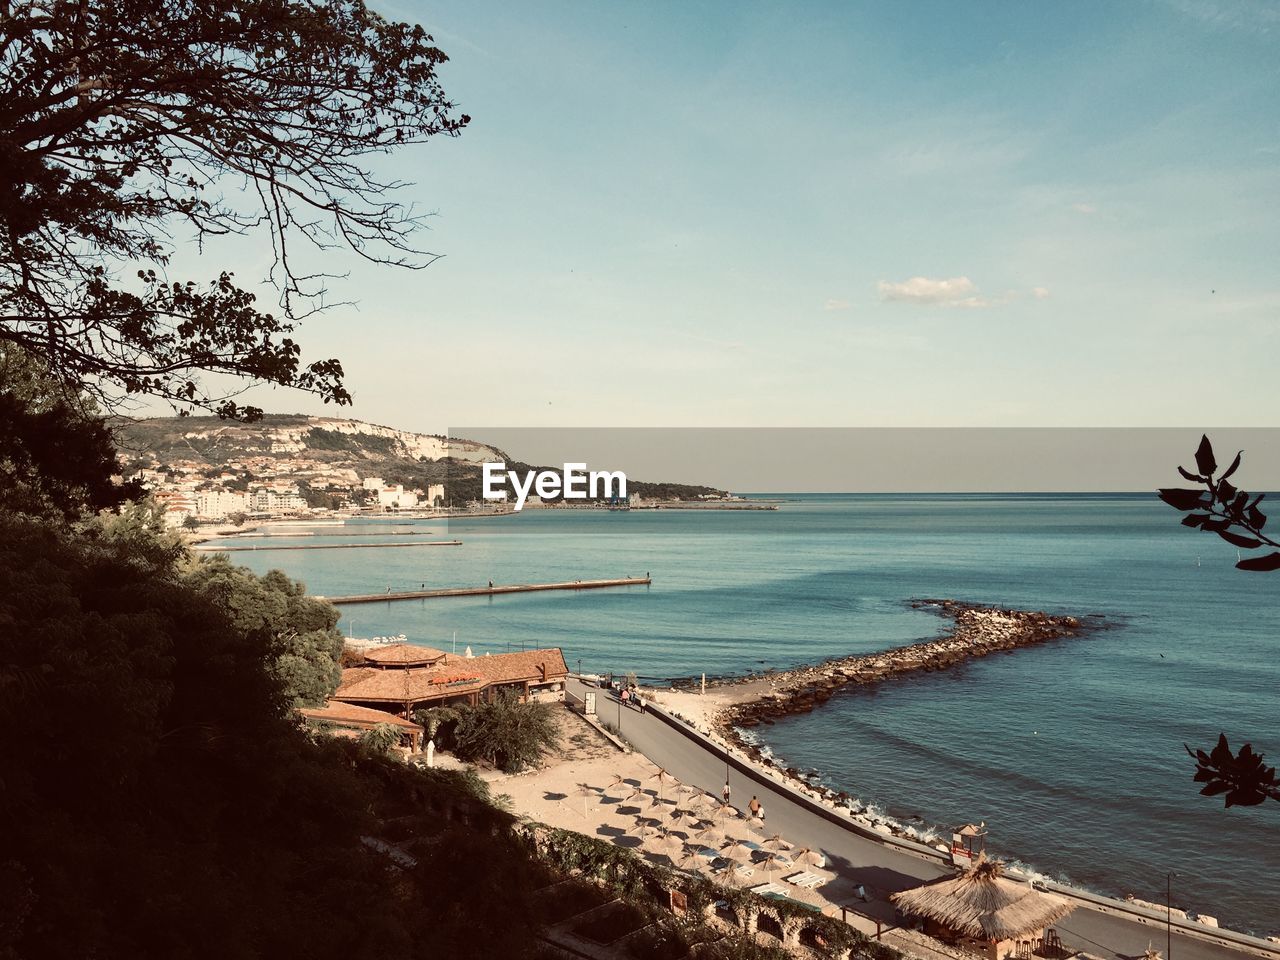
top-left (707, 599), bottom-right (1100, 757)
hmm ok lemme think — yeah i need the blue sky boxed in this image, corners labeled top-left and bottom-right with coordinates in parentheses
top-left (168, 0), bottom-right (1280, 431)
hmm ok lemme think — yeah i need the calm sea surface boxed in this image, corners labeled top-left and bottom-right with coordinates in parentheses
top-left (214, 494), bottom-right (1280, 934)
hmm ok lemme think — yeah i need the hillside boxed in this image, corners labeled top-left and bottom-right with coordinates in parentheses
top-left (113, 414), bottom-right (504, 469)
top-left (111, 415), bottom-right (728, 505)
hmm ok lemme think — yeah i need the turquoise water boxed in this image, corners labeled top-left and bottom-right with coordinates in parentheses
top-left (215, 494), bottom-right (1280, 934)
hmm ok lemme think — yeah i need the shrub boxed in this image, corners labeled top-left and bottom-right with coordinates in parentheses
top-left (452, 692), bottom-right (561, 773)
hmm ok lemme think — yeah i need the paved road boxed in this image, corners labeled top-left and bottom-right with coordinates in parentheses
top-left (575, 682), bottom-right (1276, 960)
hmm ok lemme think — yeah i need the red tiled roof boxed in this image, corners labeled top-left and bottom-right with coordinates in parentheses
top-left (439, 648), bottom-right (568, 685)
top-left (361, 642), bottom-right (447, 666)
top-left (300, 700), bottom-right (420, 730)
top-left (332, 648), bottom-right (568, 706)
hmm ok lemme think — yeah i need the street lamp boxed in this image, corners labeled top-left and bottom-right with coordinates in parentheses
top-left (576, 658), bottom-right (582, 677)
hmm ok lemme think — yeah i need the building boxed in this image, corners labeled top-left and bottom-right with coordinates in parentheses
top-left (250, 488), bottom-right (307, 513)
top-left (376, 484), bottom-right (418, 509)
top-left (332, 643), bottom-right (568, 718)
top-left (427, 483), bottom-right (445, 506)
top-left (196, 489), bottom-right (249, 519)
top-left (299, 701), bottom-right (423, 750)
top-left (153, 490), bottom-right (197, 526)
top-left (891, 859), bottom-right (1074, 960)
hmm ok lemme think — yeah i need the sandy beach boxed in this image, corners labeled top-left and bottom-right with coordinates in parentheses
top-left (483, 704), bottom-right (969, 960)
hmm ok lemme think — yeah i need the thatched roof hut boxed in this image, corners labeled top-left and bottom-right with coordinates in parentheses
top-left (892, 859), bottom-right (1073, 952)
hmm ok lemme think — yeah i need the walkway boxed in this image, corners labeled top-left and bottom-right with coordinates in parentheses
top-left (570, 681), bottom-right (1280, 960)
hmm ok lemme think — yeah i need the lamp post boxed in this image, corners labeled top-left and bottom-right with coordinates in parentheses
top-left (577, 658), bottom-right (582, 677)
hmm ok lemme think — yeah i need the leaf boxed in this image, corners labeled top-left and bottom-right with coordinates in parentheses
top-left (1181, 514), bottom-right (1208, 528)
top-left (1177, 466), bottom-right (1203, 483)
top-left (1195, 435), bottom-right (1217, 477)
top-left (1220, 451), bottom-right (1243, 482)
top-left (1217, 480), bottom-right (1237, 504)
top-left (1219, 531), bottom-right (1262, 549)
top-left (1236, 552), bottom-right (1280, 572)
top-left (1158, 488), bottom-right (1205, 511)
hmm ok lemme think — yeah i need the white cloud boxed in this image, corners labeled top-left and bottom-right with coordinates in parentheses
top-left (1032, 287), bottom-right (1051, 299)
top-left (823, 298), bottom-right (851, 311)
top-left (877, 276), bottom-right (987, 307)
top-left (1072, 202), bottom-right (1098, 215)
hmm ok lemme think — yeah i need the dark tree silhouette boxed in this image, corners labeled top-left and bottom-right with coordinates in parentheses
top-left (1161, 434), bottom-right (1279, 806)
top-left (1, 0), bottom-right (468, 419)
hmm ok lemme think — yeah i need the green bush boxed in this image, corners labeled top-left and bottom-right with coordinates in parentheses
top-left (452, 692), bottom-right (561, 773)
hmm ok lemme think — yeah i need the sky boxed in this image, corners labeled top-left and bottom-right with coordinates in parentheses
top-left (159, 0), bottom-right (1280, 432)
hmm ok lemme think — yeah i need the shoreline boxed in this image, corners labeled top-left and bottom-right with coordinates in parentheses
top-left (647, 599), bottom-right (1104, 842)
top-left (640, 603), bottom-right (1276, 941)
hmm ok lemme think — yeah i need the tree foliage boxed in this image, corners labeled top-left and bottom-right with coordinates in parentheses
top-left (1160, 434), bottom-right (1275, 569)
top-left (1187, 735), bottom-right (1280, 808)
top-left (182, 555), bottom-right (344, 707)
top-left (1161, 434), bottom-right (1279, 806)
top-left (0, 344), bottom-right (141, 518)
top-left (0, 507), bottom-right (550, 958)
top-left (452, 692), bottom-right (562, 773)
top-left (1, 0), bottom-right (468, 418)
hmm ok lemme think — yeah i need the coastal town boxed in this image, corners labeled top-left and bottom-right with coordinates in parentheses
top-left (6, 2), bottom-right (1279, 959)
top-left (115, 415), bottom-right (760, 527)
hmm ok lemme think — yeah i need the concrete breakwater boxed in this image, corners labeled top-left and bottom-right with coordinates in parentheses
top-left (653, 599), bottom-right (1102, 846)
top-left (696, 599), bottom-right (1100, 760)
top-left (320, 575), bottom-right (652, 605)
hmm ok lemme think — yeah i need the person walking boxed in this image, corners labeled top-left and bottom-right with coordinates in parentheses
top-left (748, 795), bottom-right (761, 818)
top-left (722, 780), bottom-right (731, 806)
top-left (756, 801), bottom-right (766, 824)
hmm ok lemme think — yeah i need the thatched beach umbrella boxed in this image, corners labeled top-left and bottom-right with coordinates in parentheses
top-left (687, 791), bottom-right (717, 814)
top-left (674, 781), bottom-right (700, 802)
top-left (572, 782), bottom-right (595, 819)
top-left (761, 834), bottom-right (791, 853)
top-left (648, 767), bottom-right (676, 803)
top-left (793, 846), bottom-right (824, 869)
top-left (693, 820), bottom-right (721, 845)
top-left (714, 860), bottom-right (747, 888)
top-left (714, 801), bottom-right (736, 827)
top-left (891, 859), bottom-right (1074, 951)
top-left (720, 837), bottom-right (751, 864)
top-left (760, 852), bottom-right (786, 882)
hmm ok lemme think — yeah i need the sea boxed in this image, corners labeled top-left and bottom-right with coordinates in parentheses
top-left (212, 494), bottom-right (1280, 935)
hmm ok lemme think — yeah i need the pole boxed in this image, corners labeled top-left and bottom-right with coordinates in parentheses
top-left (1167, 872), bottom-right (1175, 960)
top-left (577, 658), bottom-right (582, 677)
top-left (452, 630), bottom-right (456, 655)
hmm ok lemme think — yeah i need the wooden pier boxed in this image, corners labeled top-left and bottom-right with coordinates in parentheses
top-left (193, 540), bottom-right (463, 553)
top-left (320, 576), bottom-right (652, 605)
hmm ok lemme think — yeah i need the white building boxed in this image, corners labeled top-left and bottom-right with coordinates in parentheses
top-left (376, 484), bottom-right (418, 509)
top-left (427, 483), bottom-right (445, 506)
top-left (196, 489), bottom-right (250, 519)
top-left (250, 489), bottom-right (307, 513)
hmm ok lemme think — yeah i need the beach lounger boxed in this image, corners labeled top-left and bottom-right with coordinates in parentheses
top-left (749, 882), bottom-right (788, 896)
top-left (783, 871), bottom-right (825, 888)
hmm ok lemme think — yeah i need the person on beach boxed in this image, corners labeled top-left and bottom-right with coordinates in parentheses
top-left (748, 795), bottom-right (761, 818)
top-left (722, 781), bottom-right (731, 805)
top-left (756, 801), bottom-right (766, 823)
